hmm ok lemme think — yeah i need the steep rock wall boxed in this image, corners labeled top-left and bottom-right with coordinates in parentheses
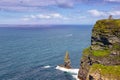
top-left (78, 19), bottom-right (120, 80)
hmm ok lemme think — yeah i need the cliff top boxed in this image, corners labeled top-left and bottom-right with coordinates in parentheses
top-left (93, 19), bottom-right (120, 37)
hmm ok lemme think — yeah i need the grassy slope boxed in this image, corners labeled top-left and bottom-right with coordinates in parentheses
top-left (82, 47), bottom-right (110, 57)
top-left (93, 19), bottom-right (120, 37)
top-left (89, 64), bottom-right (120, 79)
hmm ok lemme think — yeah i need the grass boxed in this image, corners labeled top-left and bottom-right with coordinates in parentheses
top-left (93, 19), bottom-right (120, 36)
top-left (91, 49), bottom-right (110, 57)
top-left (82, 47), bottom-right (111, 57)
top-left (83, 47), bottom-right (91, 55)
top-left (89, 64), bottom-right (120, 79)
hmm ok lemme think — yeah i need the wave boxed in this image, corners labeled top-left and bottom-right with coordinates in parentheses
top-left (56, 66), bottom-right (79, 80)
top-left (42, 65), bottom-right (51, 69)
top-left (65, 34), bottom-right (73, 37)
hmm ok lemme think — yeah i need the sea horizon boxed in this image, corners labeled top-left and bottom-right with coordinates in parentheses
top-left (0, 24), bottom-right (93, 27)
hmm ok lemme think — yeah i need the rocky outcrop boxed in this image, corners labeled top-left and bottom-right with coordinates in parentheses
top-left (78, 19), bottom-right (120, 80)
top-left (64, 51), bottom-right (71, 69)
top-left (60, 51), bottom-right (71, 69)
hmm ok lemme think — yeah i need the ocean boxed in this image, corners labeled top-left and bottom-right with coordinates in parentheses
top-left (0, 25), bottom-right (92, 80)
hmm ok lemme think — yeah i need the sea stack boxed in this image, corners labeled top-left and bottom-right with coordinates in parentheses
top-left (64, 51), bottom-right (71, 69)
top-left (78, 19), bottom-right (120, 80)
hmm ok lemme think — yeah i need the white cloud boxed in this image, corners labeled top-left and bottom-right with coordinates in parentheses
top-left (88, 9), bottom-right (106, 17)
top-left (50, 13), bottom-right (63, 18)
top-left (22, 18), bottom-right (30, 21)
top-left (88, 9), bottom-right (120, 17)
top-left (104, 0), bottom-right (120, 2)
top-left (0, 0), bottom-right (120, 12)
top-left (0, 0), bottom-right (75, 12)
top-left (37, 14), bottom-right (51, 19)
top-left (108, 11), bottom-right (120, 16)
top-left (29, 15), bottom-right (36, 19)
top-left (21, 13), bottom-right (68, 21)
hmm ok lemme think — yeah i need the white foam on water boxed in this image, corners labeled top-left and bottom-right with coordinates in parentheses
top-left (56, 66), bottom-right (79, 80)
top-left (42, 65), bottom-right (51, 69)
top-left (65, 34), bottom-right (73, 37)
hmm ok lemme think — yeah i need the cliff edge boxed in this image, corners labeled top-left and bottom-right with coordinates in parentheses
top-left (78, 19), bottom-right (120, 80)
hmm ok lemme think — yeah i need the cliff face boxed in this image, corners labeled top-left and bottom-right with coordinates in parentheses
top-left (78, 19), bottom-right (120, 80)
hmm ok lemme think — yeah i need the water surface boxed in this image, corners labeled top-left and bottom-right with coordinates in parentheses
top-left (0, 25), bottom-right (92, 80)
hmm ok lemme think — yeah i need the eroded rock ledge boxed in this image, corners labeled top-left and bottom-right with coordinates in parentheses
top-left (78, 19), bottom-right (120, 80)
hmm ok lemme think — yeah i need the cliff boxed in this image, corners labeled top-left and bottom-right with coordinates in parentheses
top-left (78, 19), bottom-right (120, 80)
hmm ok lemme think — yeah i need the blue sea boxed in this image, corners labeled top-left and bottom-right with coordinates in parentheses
top-left (0, 25), bottom-right (92, 80)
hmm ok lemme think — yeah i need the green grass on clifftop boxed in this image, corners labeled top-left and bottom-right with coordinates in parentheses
top-left (83, 47), bottom-right (111, 57)
top-left (83, 47), bottom-right (91, 55)
top-left (93, 19), bottom-right (120, 37)
top-left (89, 64), bottom-right (120, 79)
top-left (91, 49), bottom-right (110, 57)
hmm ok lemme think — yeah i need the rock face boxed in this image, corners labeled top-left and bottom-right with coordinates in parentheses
top-left (60, 51), bottom-right (71, 69)
top-left (78, 19), bottom-right (120, 80)
top-left (64, 51), bottom-right (71, 68)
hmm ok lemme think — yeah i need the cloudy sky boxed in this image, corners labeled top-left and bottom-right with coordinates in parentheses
top-left (0, 0), bottom-right (120, 24)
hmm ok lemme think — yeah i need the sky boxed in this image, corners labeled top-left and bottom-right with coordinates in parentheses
top-left (0, 0), bottom-right (120, 25)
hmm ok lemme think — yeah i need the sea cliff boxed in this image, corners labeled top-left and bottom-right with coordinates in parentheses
top-left (78, 19), bottom-right (120, 80)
